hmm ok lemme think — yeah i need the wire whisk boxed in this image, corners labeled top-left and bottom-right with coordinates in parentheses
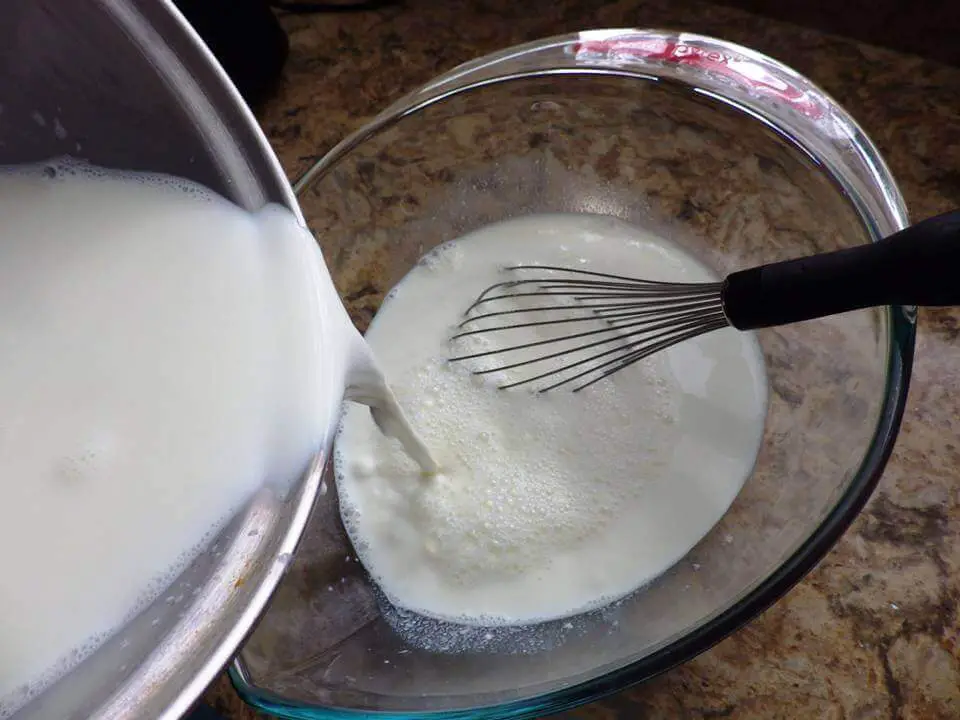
top-left (449, 266), bottom-right (729, 392)
top-left (448, 209), bottom-right (960, 392)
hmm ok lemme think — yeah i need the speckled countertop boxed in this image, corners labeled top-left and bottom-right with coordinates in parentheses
top-left (204, 0), bottom-right (960, 717)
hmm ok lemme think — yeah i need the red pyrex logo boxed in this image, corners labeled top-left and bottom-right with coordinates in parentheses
top-left (572, 36), bottom-right (826, 120)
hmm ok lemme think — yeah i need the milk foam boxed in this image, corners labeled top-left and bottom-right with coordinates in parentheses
top-left (0, 162), bottom-right (357, 717)
top-left (335, 213), bottom-right (768, 626)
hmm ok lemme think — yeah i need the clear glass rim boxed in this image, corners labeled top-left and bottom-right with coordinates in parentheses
top-left (233, 29), bottom-right (916, 719)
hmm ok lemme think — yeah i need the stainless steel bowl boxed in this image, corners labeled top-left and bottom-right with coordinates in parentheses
top-left (0, 2), bottom-right (325, 718)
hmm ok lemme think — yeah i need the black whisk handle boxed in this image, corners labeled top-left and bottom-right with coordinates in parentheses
top-left (721, 210), bottom-right (960, 331)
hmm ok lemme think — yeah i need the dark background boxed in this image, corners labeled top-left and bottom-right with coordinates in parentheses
top-left (712, 0), bottom-right (959, 67)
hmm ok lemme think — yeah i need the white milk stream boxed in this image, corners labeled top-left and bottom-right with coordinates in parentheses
top-left (335, 214), bottom-right (768, 625)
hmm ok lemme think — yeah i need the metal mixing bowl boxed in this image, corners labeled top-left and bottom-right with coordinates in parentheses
top-left (232, 30), bottom-right (914, 719)
top-left (1, 2), bottom-right (327, 718)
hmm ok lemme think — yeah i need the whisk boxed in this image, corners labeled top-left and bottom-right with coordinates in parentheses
top-left (449, 210), bottom-right (960, 392)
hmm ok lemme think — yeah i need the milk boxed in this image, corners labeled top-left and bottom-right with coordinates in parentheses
top-left (335, 214), bottom-right (768, 625)
top-left (0, 162), bottom-right (370, 717)
top-left (0, 163), bottom-right (765, 713)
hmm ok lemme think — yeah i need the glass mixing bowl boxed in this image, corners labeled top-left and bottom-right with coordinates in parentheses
top-left (232, 29), bottom-right (913, 719)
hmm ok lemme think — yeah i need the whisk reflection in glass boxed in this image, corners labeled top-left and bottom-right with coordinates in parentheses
top-left (448, 210), bottom-right (960, 393)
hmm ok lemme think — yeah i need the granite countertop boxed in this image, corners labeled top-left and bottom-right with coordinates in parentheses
top-left (204, 0), bottom-right (960, 717)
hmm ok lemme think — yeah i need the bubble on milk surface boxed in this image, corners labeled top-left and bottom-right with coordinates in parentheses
top-left (1, 157), bottom-right (222, 205)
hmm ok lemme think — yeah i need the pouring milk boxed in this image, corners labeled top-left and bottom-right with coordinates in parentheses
top-left (0, 160), bottom-right (765, 716)
top-left (0, 160), bottom-right (432, 718)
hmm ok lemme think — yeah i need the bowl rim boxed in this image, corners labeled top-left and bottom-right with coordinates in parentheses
top-left (232, 28), bottom-right (916, 719)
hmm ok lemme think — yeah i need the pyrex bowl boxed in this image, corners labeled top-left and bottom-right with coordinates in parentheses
top-left (233, 30), bottom-right (913, 719)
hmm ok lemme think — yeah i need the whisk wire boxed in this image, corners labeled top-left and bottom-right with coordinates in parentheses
top-left (448, 266), bottom-right (731, 392)
top-left (541, 316), bottom-right (729, 393)
top-left (451, 298), bottom-right (718, 340)
top-left (469, 282), bottom-right (720, 307)
top-left (451, 303), bottom-right (722, 364)
top-left (452, 298), bottom-right (724, 340)
top-left (499, 312), bottom-right (728, 392)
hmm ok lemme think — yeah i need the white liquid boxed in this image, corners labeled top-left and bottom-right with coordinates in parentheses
top-left (0, 162), bottom-right (369, 717)
top-left (336, 214), bottom-right (768, 625)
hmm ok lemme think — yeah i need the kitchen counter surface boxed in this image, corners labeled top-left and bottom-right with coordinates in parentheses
top-left (204, 0), bottom-right (960, 717)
